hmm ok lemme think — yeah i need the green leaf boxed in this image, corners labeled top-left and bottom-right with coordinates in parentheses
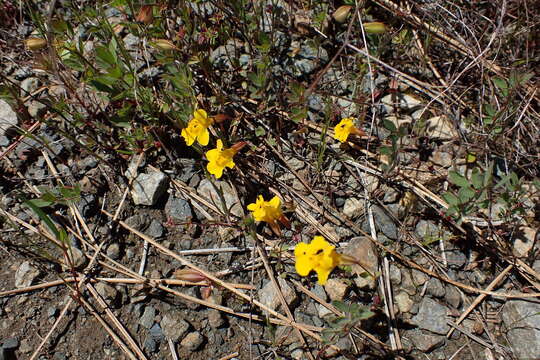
top-left (24, 199), bottom-right (61, 240)
top-left (471, 169), bottom-right (483, 190)
top-left (442, 192), bottom-right (459, 206)
top-left (458, 187), bottom-right (475, 202)
top-left (332, 300), bottom-right (349, 313)
top-left (27, 198), bottom-right (54, 208)
top-left (95, 45), bottom-right (117, 67)
top-left (89, 79), bottom-right (115, 93)
top-left (448, 171), bottom-right (469, 188)
top-left (492, 77), bottom-right (507, 90)
top-left (254, 126), bottom-right (266, 137)
top-left (382, 119), bottom-right (397, 132)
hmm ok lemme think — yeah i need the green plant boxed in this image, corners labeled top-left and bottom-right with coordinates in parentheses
top-left (321, 300), bottom-right (375, 344)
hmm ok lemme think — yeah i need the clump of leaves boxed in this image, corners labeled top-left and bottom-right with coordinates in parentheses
top-left (321, 301), bottom-right (375, 344)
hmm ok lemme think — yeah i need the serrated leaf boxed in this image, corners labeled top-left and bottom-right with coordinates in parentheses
top-left (448, 171), bottom-right (469, 188)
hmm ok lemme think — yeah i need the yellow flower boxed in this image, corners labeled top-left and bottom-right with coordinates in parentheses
top-left (181, 109), bottom-right (214, 146)
top-left (206, 139), bottom-right (242, 179)
top-left (333, 117), bottom-right (365, 143)
top-left (294, 236), bottom-right (342, 285)
top-left (247, 195), bottom-right (283, 224)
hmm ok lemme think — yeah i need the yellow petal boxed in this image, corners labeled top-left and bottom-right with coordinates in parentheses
top-left (197, 129), bottom-right (210, 146)
top-left (216, 139), bottom-right (224, 151)
top-left (181, 128), bottom-right (195, 146)
top-left (311, 236), bottom-right (333, 253)
top-left (194, 109), bottom-right (207, 121)
top-left (268, 196), bottom-right (281, 209)
top-left (315, 267), bottom-right (331, 285)
top-left (206, 148), bottom-right (220, 162)
top-left (207, 162), bottom-right (224, 179)
top-left (295, 258), bottom-right (314, 277)
top-left (247, 202), bottom-right (258, 211)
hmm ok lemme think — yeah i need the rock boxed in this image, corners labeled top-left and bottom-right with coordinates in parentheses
top-left (343, 198), bottom-right (364, 219)
top-left (342, 237), bottom-right (378, 289)
top-left (124, 214), bottom-right (149, 231)
top-left (76, 194), bottom-right (96, 217)
top-left (324, 279), bottom-right (349, 301)
top-left (274, 326), bottom-right (298, 346)
top-left (20, 77), bottom-right (40, 95)
top-left (311, 284), bottom-right (332, 318)
top-left (445, 286), bottom-right (461, 308)
top-left (323, 336), bottom-right (353, 357)
top-left (180, 331), bottom-right (204, 351)
top-left (425, 278), bottom-right (446, 298)
top-left (444, 248), bottom-right (467, 269)
top-left (406, 329), bottom-right (444, 352)
top-left (389, 264), bottom-right (402, 285)
top-left (131, 171), bottom-right (169, 206)
top-left (139, 306), bottom-right (156, 329)
top-left (512, 226), bottom-right (537, 257)
top-left (145, 219), bottom-right (165, 238)
top-left (95, 282), bottom-right (119, 305)
top-left (381, 93), bottom-right (422, 113)
top-left (395, 292), bottom-right (414, 313)
top-left (15, 261), bottom-right (40, 288)
top-left (290, 41), bottom-right (329, 76)
top-left (165, 196), bottom-right (194, 221)
top-left (106, 243), bottom-right (121, 260)
top-left (258, 277), bottom-right (296, 311)
top-left (415, 220), bottom-right (439, 239)
top-left (209, 39), bottom-right (243, 69)
top-left (425, 116), bottom-right (458, 139)
top-left (208, 309), bottom-right (225, 329)
top-left (66, 247), bottom-right (87, 269)
top-left (197, 179), bottom-right (242, 218)
top-left (258, 0), bottom-right (290, 31)
top-left (27, 101), bottom-right (46, 118)
top-left (361, 205), bottom-right (398, 240)
top-left (1, 337), bottom-right (18, 350)
top-left (411, 269), bottom-right (429, 286)
top-left (149, 323), bottom-right (164, 342)
top-left (431, 150), bottom-right (453, 168)
top-left (161, 310), bottom-right (190, 342)
top-left (382, 188), bottom-right (400, 204)
top-left (411, 297), bottom-right (449, 335)
top-left (502, 298), bottom-right (540, 359)
top-left (123, 33), bottom-right (140, 51)
top-left (0, 99), bottom-right (18, 138)
top-left (143, 336), bottom-right (157, 353)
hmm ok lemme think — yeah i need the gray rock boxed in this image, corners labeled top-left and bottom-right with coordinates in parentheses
top-left (411, 269), bottom-right (429, 286)
top-left (208, 309), bottom-right (225, 329)
top-left (425, 116), bottom-right (458, 140)
top-left (145, 219), bottom-right (164, 238)
top-left (425, 278), bottom-right (446, 298)
top-left (76, 194), bottom-right (96, 217)
top-left (502, 299), bottom-right (540, 359)
top-left (20, 77), bottom-right (40, 95)
top-left (165, 196), bottom-right (194, 221)
top-left (395, 292), bottom-right (414, 313)
top-left (382, 188), bottom-right (400, 204)
top-left (343, 198), bottom-right (364, 219)
top-left (381, 93), bottom-right (422, 114)
top-left (180, 331), bottom-right (204, 351)
top-left (389, 264), bottom-right (402, 284)
top-left (123, 33), bottom-right (140, 51)
top-left (444, 248), bottom-right (467, 269)
top-left (342, 237), bottom-right (378, 289)
top-left (512, 226), bottom-right (537, 257)
top-left (95, 282), bottom-right (119, 305)
top-left (161, 310), bottom-right (190, 341)
top-left (2, 337), bottom-right (18, 350)
top-left (406, 329), bottom-right (444, 352)
top-left (445, 286), bottom-right (461, 308)
top-left (66, 247), bottom-right (87, 269)
top-left (124, 214), bottom-right (148, 231)
top-left (290, 42), bottom-right (329, 76)
top-left (197, 179), bottom-right (242, 217)
top-left (143, 336), bottom-right (157, 353)
top-left (431, 150), bottom-right (453, 168)
top-left (258, 277), bottom-right (297, 311)
top-left (209, 39), bottom-right (242, 69)
top-left (311, 284), bottom-right (332, 318)
top-left (15, 261), bottom-right (40, 288)
top-left (149, 323), bottom-right (164, 341)
top-left (411, 297), bottom-right (449, 335)
top-left (13, 66), bottom-right (32, 80)
top-left (0, 99), bottom-right (18, 138)
top-left (131, 171), bottom-right (169, 206)
top-left (307, 94), bottom-right (324, 112)
top-left (361, 205), bottom-right (398, 240)
top-left (415, 220), bottom-right (439, 239)
top-left (27, 101), bottom-right (47, 118)
top-left (139, 306), bottom-right (156, 329)
top-left (324, 279), bottom-right (349, 301)
top-left (106, 243), bottom-right (121, 260)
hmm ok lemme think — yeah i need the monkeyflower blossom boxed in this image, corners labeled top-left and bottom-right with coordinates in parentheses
top-left (181, 109), bottom-right (214, 146)
top-left (295, 236), bottom-right (342, 285)
top-left (247, 195), bottom-right (291, 234)
top-left (205, 139), bottom-right (245, 179)
top-left (333, 117), bottom-right (365, 143)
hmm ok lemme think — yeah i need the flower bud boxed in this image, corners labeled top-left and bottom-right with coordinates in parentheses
top-left (25, 38), bottom-right (47, 51)
top-left (173, 268), bottom-right (207, 283)
top-left (363, 22), bottom-right (387, 34)
top-left (152, 39), bottom-right (178, 51)
top-left (136, 5), bottom-right (154, 24)
top-left (231, 141), bottom-right (247, 152)
top-left (332, 5), bottom-right (352, 23)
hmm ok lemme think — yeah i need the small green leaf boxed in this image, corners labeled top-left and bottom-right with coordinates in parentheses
top-left (254, 126), bottom-right (266, 137)
top-left (95, 45), bottom-right (117, 67)
top-left (448, 171), bottom-right (469, 188)
top-left (382, 119), bottom-right (397, 132)
top-left (471, 169), bottom-right (483, 190)
top-left (458, 187), bottom-right (475, 202)
top-left (442, 192), bottom-right (459, 206)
